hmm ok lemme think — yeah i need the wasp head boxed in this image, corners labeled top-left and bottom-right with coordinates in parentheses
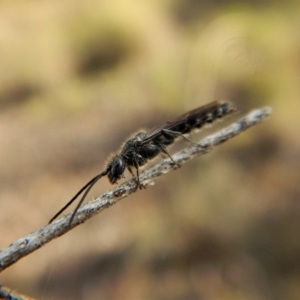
top-left (107, 156), bottom-right (126, 184)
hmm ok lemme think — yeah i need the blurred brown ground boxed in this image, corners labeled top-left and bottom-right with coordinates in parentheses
top-left (0, 1), bottom-right (300, 299)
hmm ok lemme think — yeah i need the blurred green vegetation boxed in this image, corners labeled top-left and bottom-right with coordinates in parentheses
top-left (0, 0), bottom-right (300, 299)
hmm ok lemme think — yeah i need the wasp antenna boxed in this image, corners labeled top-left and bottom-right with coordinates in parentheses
top-left (49, 170), bottom-right (109, 224)
top-left (68, 174), bottom-right (104, 226)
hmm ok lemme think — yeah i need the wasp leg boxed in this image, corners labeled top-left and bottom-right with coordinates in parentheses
top-left (156, 143), bottom-right (180, 168)
top-left (128, 165), bottom-right (143, 189)
top-left (128, 166), bottom-right (136, 179)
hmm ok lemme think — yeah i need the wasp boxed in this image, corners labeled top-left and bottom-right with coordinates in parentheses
top-left (49, 101), bottom-right (236, 225)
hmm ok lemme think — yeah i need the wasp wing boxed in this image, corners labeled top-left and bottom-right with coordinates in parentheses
top-left (141, 101), bottom-right (233, 144)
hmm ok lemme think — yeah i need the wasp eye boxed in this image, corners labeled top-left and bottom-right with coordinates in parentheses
top-left (108, 157), bottom-right (126, 184)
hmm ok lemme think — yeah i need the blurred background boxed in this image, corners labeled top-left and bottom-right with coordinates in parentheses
top-left (0, 0), bottom-right (299, 299)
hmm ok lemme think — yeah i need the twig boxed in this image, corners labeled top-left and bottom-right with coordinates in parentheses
top-left (0, 106), bottom-right (272, 273)
top-left (0, 284), bottom-right (35, 300)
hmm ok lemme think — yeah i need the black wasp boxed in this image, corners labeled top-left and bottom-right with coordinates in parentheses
top-left (49, 101), bottom-right (236, 225)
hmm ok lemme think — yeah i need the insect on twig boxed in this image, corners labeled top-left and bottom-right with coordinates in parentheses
top-left (49, 101), bottom-right (236, 226)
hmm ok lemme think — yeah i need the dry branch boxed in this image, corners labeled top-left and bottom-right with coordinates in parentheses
top-left (0, 106), bottom-right (272, 273)
top-left (0, 284), bottom-right (35, 300)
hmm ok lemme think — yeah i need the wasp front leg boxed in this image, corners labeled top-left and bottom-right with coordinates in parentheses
top-left (128, 165), bottom-right (142, 189)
